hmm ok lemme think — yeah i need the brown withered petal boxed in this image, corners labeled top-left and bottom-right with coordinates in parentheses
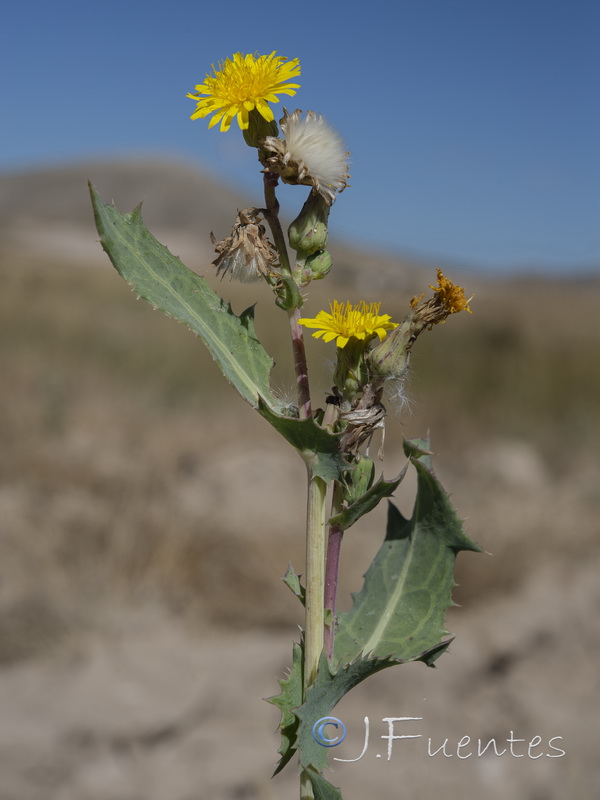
top-left (211, 208), bottom-right (278, 283)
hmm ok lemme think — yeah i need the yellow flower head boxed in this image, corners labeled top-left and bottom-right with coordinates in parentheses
top-left (298, 301), bottom-right (398, 349)
top-left (187, 51), bottom-right (301, 132)
top-left (428, 268), bottom-right (473, 316)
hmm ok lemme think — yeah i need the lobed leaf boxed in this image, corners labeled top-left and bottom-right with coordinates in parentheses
top-left (333, 438), bottom-right (482, 665)
top-left (295, 654), bottom-right (395, 772)
top-left (274, 438), bottom-right (480, 792)
top-left (294, 643), bottom-right (450, 774)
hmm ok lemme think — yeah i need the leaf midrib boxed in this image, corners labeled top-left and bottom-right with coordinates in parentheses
top-left (360, 531), bottom-right (417, 656)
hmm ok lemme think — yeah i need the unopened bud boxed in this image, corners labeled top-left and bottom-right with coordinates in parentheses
top-left (367, 317), bottom-right (414, 381)
top-left (243, 109), bottom-right (279, 149)
top-left (305, 249), bottom-right (333, 281)
top-left (288, 191), bottom-right (330, 255)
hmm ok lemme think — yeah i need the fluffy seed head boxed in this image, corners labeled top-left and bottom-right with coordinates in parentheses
top-left (263, 109), bottom-right (349, 204)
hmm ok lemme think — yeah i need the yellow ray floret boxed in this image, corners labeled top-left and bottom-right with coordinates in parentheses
top-left (298, 301), bottom-right (398, 349)
top-left (187, 51), bottom-right (301, 132)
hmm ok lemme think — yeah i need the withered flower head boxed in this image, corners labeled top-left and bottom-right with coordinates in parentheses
top-left (411, 268), bottom-right (473, 326)
top-left (368, 270), bottom-right (472, 381)
top-left (211, 208), bottom-right (278, 283)
top-left (262, 109), bottom-right (349, 205)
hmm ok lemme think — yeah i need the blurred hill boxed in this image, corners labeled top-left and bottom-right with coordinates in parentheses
top-left (0, 157), bottom-right (249, 271)
top-left (1, 156), bottom-right (599, 799)
top-left (0, 156), bottom-right (433, 292)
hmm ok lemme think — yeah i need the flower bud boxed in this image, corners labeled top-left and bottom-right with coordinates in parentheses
top-left (288, 191), bottom-right (330, 255)
top-left (305, 249), bottom-right (333, 280)
top-left (243, 109), bottom-right (279, 149)
top-left (367, 317), bottom-right (414, 381)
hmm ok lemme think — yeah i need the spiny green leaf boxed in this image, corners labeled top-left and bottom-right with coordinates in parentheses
top-left (295, 654), bottom-right (395, 772)
top-left (90, 187), bottom-right (347, 474)
top-left (333, 438), bottom-right (482, 665)
top-left (89, 185), bottom-right (282, 412)
top-left (267, 641), bottom-right (303, 775)
top-left (329, 464), bottom-right (409, 532)
top-left (294, 644), bottom-right (449, 774)
top-left (258, 400), bottom-right (346, 482)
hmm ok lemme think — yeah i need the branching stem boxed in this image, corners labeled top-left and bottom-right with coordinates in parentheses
top-left (262, 172), bottom-right (312, 419)
top-left (324, 482), bottom-right (345, 662)
top-left (262, 172), bottom-right (292, 276)
top-left (289, 308), bottom-right (312, 419)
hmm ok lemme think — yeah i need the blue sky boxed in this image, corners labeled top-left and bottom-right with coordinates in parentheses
top-left (2, 0), bottom-right (599, 273)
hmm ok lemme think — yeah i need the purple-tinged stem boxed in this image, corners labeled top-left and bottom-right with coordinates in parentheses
top-left (289, 307), bottom-right (312, 419)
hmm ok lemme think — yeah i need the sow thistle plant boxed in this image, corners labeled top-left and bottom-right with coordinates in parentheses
top-left (89, 50), bottom-right (480, 800)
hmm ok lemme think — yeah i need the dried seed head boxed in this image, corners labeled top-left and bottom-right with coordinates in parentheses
top-left (211, 208), bottom-right (278, 283)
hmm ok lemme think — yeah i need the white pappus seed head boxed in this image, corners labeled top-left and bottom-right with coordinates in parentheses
top-left (263, 109), bottom-right (349, 204)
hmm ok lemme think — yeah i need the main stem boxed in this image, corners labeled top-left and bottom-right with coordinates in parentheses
top-left (324, 482), bottom-right (344, 663)
top-left (300, 468), bottom-right (328, 799)
top-left (262, 170), bottom-right (323, 798)
top-left (304, 470), bottom-right (328, 686)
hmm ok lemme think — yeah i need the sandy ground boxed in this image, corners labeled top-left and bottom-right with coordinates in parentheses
top-left (1, 547), bottom-right (598, 800)
top-left (1, 235), bottom-right (599, 798)
top-left (2, 374), bottom-right (599, 799)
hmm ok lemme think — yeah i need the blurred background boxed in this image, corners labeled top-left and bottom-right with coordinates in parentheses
top-left (1, 1), bottom-right (599, 798)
